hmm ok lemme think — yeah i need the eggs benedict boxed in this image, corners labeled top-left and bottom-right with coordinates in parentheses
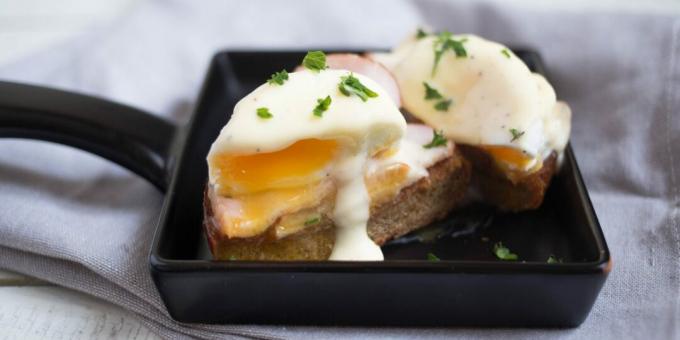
top-left (371, 31), bottom-right (572, 211)
top-left (204, 51), bottom-right (470, 261)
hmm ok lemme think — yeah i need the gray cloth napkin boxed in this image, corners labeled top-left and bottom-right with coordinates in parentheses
top-left (1, 0), bottom-right (678, 339)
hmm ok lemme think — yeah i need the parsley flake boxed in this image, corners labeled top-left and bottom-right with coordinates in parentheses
top-left (501, 48), bottom-right (511, 59)
top-left (338, 73), bottom-right (379, 101)
top-left (423, 82), bottom-right (443, 100)
top-left (423, 130), bottom-right (447, 149)
top-left (547, 255), bottom-right (563, 264)
top-left (302, 51), bottom-right (327, 72)
top-left (416, 28), bottom-right (428, 39)
top-left (510, 128), bottom-right (525, 142)
top-left (432, 31), bottom-right (468, 75)
top-left (493, 242), bottom-right (518, 261)
top-left (256, 107), bottom-right (273, 119)
top-left (304, 216), bottom-right (321, 226)
top-left (427, 252), bottom-right (441, 262)
top-left (424, 82), bottom-right (452, 111)
top-left (434, 99), bottom-right (453, 112)
top-left (267, 69), bottom-right (289, 85)
top-left (313, 95), bottom-right (332, 117)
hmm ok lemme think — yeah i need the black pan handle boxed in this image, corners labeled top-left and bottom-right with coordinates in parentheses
top-left (0, 81), bottom-right (176, 192)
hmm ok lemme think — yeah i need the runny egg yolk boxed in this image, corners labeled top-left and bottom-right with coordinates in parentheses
top-left (212, 139), bottom-right (338, 196)
top-left (481, 145), bottom-right (541, 173)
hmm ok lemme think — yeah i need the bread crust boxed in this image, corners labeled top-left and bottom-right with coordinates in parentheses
top-left (203, 149), bottom-right (470, 260)
top-left (403, 113), bottom-right (558, 212)
top-left (458, 145), bottom-right (557, 212)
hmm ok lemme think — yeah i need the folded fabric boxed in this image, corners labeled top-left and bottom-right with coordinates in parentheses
top-left (0, 0), bottom-right (678, 339)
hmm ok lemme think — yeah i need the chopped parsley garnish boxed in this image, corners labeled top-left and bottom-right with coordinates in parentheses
top-left (424, 82), bottom-right (452, 111)
top-left (423, 82), bottom-right (443, 100)
top-left (427, 252), bottom-right (441, 262)
top-left (434, 99), bottom-right (452, 112)
top-left (493, 242), bottom-right (518, 261)
top-left (313, 95), bottom-right (332, 117)
top-left (302, 51), bottom-right (327, 72)
top-left (501, 48), bottom-right (511, 59)
top-left (304, 216), bottom-right (321, 226)
top-left (256, 107), bottom-right (273, 119)
top-left (547, 255), bottom-right (563, 264)
top-left (423, 130), bottom-right (447, 149)
top-left (432, 31), bottom-right (468, 75)
top-left (338, 73), bottom-right (378, 101)
top-left (510, 128), bottom-right (525, 142)
top-left (416, 28), bottom-right (428, 39)
top-left (267, 69), bottom-right (289, 85)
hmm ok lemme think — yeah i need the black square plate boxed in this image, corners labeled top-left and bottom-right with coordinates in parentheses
top-left (149, 50), bottom-right (610, 327)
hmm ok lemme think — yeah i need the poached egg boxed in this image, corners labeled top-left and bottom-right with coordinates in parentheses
top-left (207, 68), bottom-right (451, 260)
top-left (372, 33), bottom-right (571, 175)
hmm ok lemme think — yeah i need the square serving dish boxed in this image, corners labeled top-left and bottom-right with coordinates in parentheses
top-left (149, 49), bottom-right (611, 327)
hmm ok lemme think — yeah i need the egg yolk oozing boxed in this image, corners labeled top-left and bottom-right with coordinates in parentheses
top-left (212, 139), bottom-right (338, 196)
top-left (481, 145), bottom-right (542, 174)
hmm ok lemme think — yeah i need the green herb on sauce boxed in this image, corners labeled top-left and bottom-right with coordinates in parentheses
top-left (313, 96), bottom-right (332, 117)
top-left (423, 130), bottom-right (447, 149)
top-left (501, 48), bottom-right (511, 59)
top-left (303, 51), bottom-right (328, 72)
top-left (338, 73), bottom-right (379, 101)
top-left (510, 128), bottom-right (525, 142)
top-left (267, 69), bottom-right (289, 85)
top-left (423, 82), bottom-right (443, 100)
top-left (256, 107), bottom-right (273, 119)
top-left (434, 99), bottom-right (452, 112)
top-left (416, 28), bottom-right (428, 39)
top-left (432, 31), bottom-right (468, 75)
top-left (424, 82), bottom-right (453, 111)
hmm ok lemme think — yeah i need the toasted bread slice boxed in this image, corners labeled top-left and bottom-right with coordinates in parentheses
top-left (203, 150), bottom-right (470, 260)
top-left (458, 145), bottom-right (557, 212)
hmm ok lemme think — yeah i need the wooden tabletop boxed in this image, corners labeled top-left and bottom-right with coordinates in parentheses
top-left (0, 270), bottom-right (159, 339)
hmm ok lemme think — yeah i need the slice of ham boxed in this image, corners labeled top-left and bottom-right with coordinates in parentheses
top-left (296, 53), bottom-right (401, 107)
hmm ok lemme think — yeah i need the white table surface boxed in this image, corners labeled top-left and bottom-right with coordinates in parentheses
top-left (0, 270), bottom-right (159, 339)
top-left (1, 0), bottom-right (679, 338)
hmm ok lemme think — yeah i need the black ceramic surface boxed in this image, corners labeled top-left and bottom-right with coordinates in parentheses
top-left (0, 49), bottom-right (610, 328)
